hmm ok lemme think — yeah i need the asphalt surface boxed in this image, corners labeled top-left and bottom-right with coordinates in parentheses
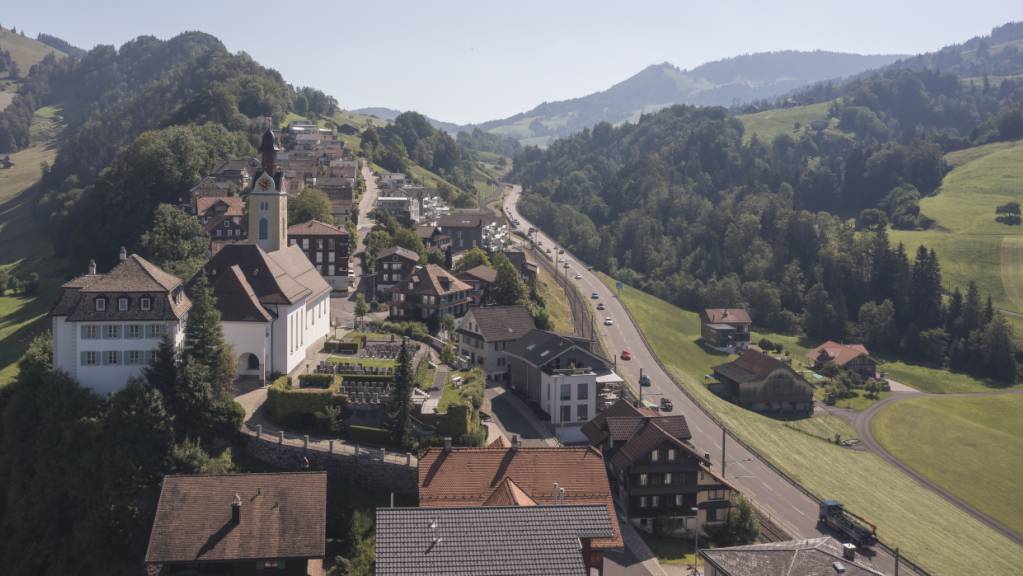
top-left (504, 185), bottom-right (918, 576)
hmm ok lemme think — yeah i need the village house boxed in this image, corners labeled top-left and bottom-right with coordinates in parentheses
top-left (50, 249), bottom-right (191, 395)
top-left (503, 248), bottom-right (538, 285)
top-left (389, 264), bottom-right (472, 321)
top-left (415, 223), bottom-right (451, 251)
top-left (505, 329), bottom-right (623, 442)
top-left (189, 175), bottom-right (232, 204)
top-left (700, 308), bottom-right (753, 352)
top-left (379, 171), bottom-right (407, 190)
top-left (437, 210), bottom-right (500, 253)
top-left (211, 157), bottom-right (257, 190)
top-left (700, 537), bottom-right (886, 576)
top-left (197, 129), bottom-right (331, 381)
top-left (456, 305), bottom-right (536, 381)
top-left (288, 219), bottom-right (350, 290)
top-left (456, 264), bottom-right (497, 305)
top-left (375, 195), bottom-right (418, 224)
top-left (806, 341), bottom-right (877, 378)
top-left (374, 245), bottom-right (420, 295)
top-left (583, 399), bottom-right (735, 535)
top-left (376, 505), bottom-right (615, 576)
top-left (197, 196), bottom-right (247, 243)
top-left (205, 213), bottom-right (248, 244)
top-left (416, 443), bottom-right (624, 574)
top-left (145, 472), bottom-right (326, 576)
top-left (712, 350), bottom-right (813, 414)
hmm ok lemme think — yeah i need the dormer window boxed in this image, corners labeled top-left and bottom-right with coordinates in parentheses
top-left (118, 297), bottom-right (129, 312)
top-left (140, 296), bottom-right (152, 311)
top-left (95, 298), bottom-right (106, 312)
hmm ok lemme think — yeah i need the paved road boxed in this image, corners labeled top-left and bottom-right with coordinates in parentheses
top-left (851, 389), bottom-right (1023, 547)
top-left (504, 185), bottom-right (917, 576)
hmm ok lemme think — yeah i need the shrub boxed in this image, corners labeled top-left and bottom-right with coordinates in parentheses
top-left (758, 338), bottom-right (774, 352)
top-left (996, 214), bottom-right (1021, 225)
top-left (266, 375), bottom-right (345, 424)
top-left (298, 373), bottom-right (335, 389)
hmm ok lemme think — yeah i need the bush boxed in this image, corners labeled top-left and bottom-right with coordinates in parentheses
top-left (369, 319), bottom-right (429, 340)
top-left (758, 338), bottom-right (774, 352)
top-left (298, 373), bottom-right (336, 389)
top-left (266, 375), bottom-right (345, 425)
top-left (996, 214), bottom-right (1021, 225)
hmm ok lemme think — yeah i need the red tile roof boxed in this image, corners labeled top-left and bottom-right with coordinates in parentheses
top-left (418, 446), bottom-right (623, 550)
top-left (806, 341), bottom-right (870, 367)
top-left (703, 308), bottom-right (752, 325)
top-left (287, 219), bottom-right (349, 237)
top-left (196, 196), bottom-right (244, 218)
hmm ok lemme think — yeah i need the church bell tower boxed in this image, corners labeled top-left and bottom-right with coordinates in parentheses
top-left (248, 128), bottom-right (287, 253)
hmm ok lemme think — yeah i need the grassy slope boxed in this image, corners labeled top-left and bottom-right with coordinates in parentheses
top-left (872, 394), bottom-right (1023, 537)
top-left (536, 264), bottom-right (573, 334)
top-left (0, 105), bottom-right (64, 385)
top-left (602, 276), bottom-right (1023, 575)
top-left (890, 139), bottom-right (1023, 318)
top-left (0, 28), bottom-right (66, 71)
top-left (736, 101), bottom-right (838, 144)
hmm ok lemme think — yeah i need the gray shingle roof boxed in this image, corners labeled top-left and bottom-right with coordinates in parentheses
top-left (201, 243), bottom-right (329, 307)
top-left (145, 472), bottom-right (326, 565)
top-left (378, 246), bottom-right (421, 262)
top-left (460, 305), bottom-right (536, 342)
top-left (504, 329), bottom-right (603, 368)
top-left (375, 505), bottom-right (613, 576)
top-left (52, 255), bottom-right (191, 321)
top-left (700, 537), bottom-right (886, 576)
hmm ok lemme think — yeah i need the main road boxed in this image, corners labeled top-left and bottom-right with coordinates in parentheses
top-left (503, 185), bottom-right (918, 576)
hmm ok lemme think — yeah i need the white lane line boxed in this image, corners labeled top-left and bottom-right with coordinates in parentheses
top-left (790, 504), bottom-right (808, 517)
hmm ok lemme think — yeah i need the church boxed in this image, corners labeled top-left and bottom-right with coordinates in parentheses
top-left (197, 129), bottom-right (331, 383)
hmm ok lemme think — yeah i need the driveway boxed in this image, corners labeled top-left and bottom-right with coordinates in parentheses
top-left (504, 185), bottom-right (916, 576)
top-left (484, 384), bottom-right (559, 447)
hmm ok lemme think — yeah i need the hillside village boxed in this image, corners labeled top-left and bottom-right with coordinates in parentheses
top-left (1, 15), bottom-right (1023, 576)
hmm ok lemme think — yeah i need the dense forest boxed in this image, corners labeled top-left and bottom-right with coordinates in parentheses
top-left (512, 62), bottom-right (1023, 381)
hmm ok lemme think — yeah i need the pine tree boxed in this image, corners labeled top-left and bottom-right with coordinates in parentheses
top-left (144, 334), bottom-right (179, 398)
top-left (910, 246), bottom-right (942, 329)
top-left (983, 313), bottom-right (1017, 382)
top-left (387, 338), bottom-right (414, 449)
top-left (182, 274), bottom-right (234, 393)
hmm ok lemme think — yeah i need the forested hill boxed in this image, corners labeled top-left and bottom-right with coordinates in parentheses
top-left (511, 59), bottom-right (1023, 382)
top-left (885, 20), bottom-right (1023, 79)
top-left (474, 51), bottom-right (903, 146)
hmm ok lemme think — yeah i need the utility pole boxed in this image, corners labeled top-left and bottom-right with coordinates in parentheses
top-left (639, 368), bottom-right (644, 406)
top-left (722, 427), bottom-right (727, 478)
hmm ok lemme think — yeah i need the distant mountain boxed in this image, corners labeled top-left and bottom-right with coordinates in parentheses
top-left (0, 26), bottom-right (68, 71)
top-left (476, 51), bottom-right (905, 146)
top-left (352, 106), bottom-right (464, 134)
top-left (883, 20), bottom-right (1023, 78)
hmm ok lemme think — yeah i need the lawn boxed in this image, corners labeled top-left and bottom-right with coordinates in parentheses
top-left (326, 356), bottom-right (396, 369)
top-left (872, 394), bottom-right (1023, 537)
top-left (641, 533), bottom-right (697, 566)
top-left (415, 356), bottom-right (435, 390)
top-left (602, 275), bottom-right (1023, 575)
top-left (736, 101), bottom-right (845, 144)
top-left (342, 331), bottom-right (394, 343)
top-left (0, 29), bottom-right (67, 71)
top-left (889, 139), bottom-right (1023, 321)
top-left (0, 106), bottom-right (65, 385)
top-left (536, 264), bottom-right (573, 334)
top-left (881, 360), bottom-right (1023, 394)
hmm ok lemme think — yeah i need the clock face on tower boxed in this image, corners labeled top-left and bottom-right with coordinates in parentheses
top-left (259, 177), bottom-right (271, 191)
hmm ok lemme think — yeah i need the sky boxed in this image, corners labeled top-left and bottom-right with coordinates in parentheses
top-left (4, 1), bottom-right (1021, 124)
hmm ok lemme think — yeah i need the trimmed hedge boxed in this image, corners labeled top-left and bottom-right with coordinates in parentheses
top-left (266, 375), bottom-right (346, 424)
top-left (347, 425), bottom-right (393, 447)
top-left (298, 373), bottom-right (335, 388)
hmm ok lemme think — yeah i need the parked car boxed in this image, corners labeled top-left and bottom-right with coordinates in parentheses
top-left (558, 249), bottom-right (565, 254)
top-left (603, 316), bottom-right (614, 326)
top-left (563, 262), bottom-right (570, 269)
top-left (574, 273), bottom-right (582, 279)
top-left (596, 302), bottom-right (606, 310)
top-left (621, 348), bottom-right (632, 361)
top-left (660, 398), bottom-right (673, 412)
top-left (591, 292), bottom-right (599, 299)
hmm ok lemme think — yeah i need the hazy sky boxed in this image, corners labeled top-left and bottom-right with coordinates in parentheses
top-left (4, 1), bottom-right (1020, 124)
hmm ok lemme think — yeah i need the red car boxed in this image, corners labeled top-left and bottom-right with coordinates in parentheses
top-left (621, 349), bottom-right (632, 361)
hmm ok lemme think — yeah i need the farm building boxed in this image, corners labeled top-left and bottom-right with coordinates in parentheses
top-left (712, 350), bottom-right (813, 414)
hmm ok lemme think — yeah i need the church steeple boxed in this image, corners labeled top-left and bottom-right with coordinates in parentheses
top-left (248, 128), bottom-right (287, 253)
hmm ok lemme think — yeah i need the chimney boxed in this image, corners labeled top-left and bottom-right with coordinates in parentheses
top-left (87, 259), bottom-right (97, 275)
top-left (118, 246), bottom-right (127, 262)
top-left (231, 493), bottom-right (242, 523)
top-left (704, 452), bottom-right (711, 464)
top-left (559, 487), bottom-right (566, 503)
top-left (842, 542), bottom-right (856, 561)
top-left (511, 435), bottom-right (520, 450)
top-left (443, 437), bottom-right (452, 452)
top-left (553, 482), bottom-right (559, 498)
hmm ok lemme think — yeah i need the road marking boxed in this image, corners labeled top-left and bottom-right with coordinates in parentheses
top-left (790, 504), bottom-right (808, 517)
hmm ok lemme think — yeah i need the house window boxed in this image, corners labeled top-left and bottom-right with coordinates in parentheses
top-left (316, 252), bottom-right (322, 263)
top-left (668, 448), bottom-right (676, 462)
top-left (328, 251), bottom-right (335, 261)
top-left (223, 220), bottom-right (230, 228)
top-left (675, 495), bottom-right (684, 507)
top-left (317, 239), bottom-right (323, 249)
top-left (577, 383), bottom-right (588, 400)
top-left (577, 404), bottom-right (588, 421)
top-left (707, 508), bottom-right (721, 522)
top-left (302, 238), bottom-right (309, 249)
top-left (118, 297), bottom-right (129, 311)
top-left (104, 324), bottom-right (121, 339)
top-left (125, 350), bottom-right (144, 365)
top-left (639, 474), bottom-right (648, 486)
top-left (650, 449), bottom-right (659, 463)
top-left (81, 325), bottom-right (99, 339)
top-left (140, 297), bottom-right (151, 311)
top-left (259, 218), bottom-right (269, 240)
top-left (652, 495), bottom-right (660, 508)
top-left (560, 405), bottom-right (571, 422)
top-left (328, 238), bottom-right (335, 250)
top-left (664, 473), bottom-right (673, 485)
top-left (560, 384), bottom-right (571, 401)
top-left (328, 265), bottom-right (335, 276)
top-left (289, 238), bottom-right (297, 245)
top-left (639, 496), bottom-right (648, 508)
top-left (95, 297), bottom-right (106, 312)
top-left (126, 325), bottom-right (142, 339)
top-left (81, 351), bottom-right (98, 366)
top-left (707, 489), bottom-right (727, 500)
top-left (104, 351), bottom-right (121, 365)
top-left (260, 200), bottom-right (269, 211)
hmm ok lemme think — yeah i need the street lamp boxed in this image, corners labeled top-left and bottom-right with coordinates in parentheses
top-left (691, 506), bottom-right (700, 571)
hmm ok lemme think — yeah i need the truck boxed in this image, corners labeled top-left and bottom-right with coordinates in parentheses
top-left (818, 500), bottom-right (876, 546)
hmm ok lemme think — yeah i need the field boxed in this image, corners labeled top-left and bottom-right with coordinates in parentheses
top-left (603, 276), bottom-right (1023, 575)
top-left (736, 101), bottom-right (842, 144)
top-left (872, 394), bottom-right (1023, 537)
top-left (0, 29), bottom-right (66, 71)
top-left (326, 356), bottom-right (395, 369)
top-left (0, 106), bottom-right (64, 385)
top-left (889, 139), bottom-right (1023, 325)
top-left (536, 264), bottom-right (573, 334)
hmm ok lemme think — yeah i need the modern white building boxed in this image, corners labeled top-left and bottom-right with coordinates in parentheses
top-left (50, 250), bottom-right (191, 395)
